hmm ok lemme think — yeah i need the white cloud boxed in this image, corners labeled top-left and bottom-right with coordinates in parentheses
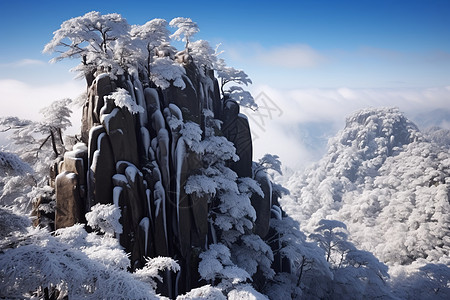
top-left (0, 78), bottom-right (84, 148)
top-left (255, 44), bottom-right (326, 68)
top-left (0, 78), bottom-right (85, 141)
top-left (0, 79), bottom-right (84, 120)
top-left (15, 59), bottom-right (46, 67)
top-left (244, 85), bottom-right (450, 172)
top-left (223, 43), bottom-right (326, 69)
top-left (0, 59), bottom-right (46, 68)
top-left (354, 47), bottom-right (450, 65)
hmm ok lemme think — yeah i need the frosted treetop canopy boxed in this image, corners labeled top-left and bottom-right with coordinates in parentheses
top-left (43, 11), bottom-right (257, 109)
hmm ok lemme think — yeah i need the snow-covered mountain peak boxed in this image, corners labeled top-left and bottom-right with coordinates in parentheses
top-left (315, 107), bottom-right (422, 186)
top-left (283, 106), bottom-right (450, 268)
top-left (337, 107), bottom-right (421, 158)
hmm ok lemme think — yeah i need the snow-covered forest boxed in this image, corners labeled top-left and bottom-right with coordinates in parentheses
top-left (1, 11), bottom-right (449, 300)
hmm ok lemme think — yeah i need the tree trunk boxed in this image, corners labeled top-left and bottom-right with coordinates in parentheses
top-left (50, 130), bottom-right (59, 158)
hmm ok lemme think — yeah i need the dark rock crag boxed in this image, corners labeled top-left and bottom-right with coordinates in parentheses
top-left (49, 56), bottom-right (285, 297)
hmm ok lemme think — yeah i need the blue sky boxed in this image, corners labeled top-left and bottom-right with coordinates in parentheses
top-left (1, 0), bottom-right (449, 87)
top-left (1, 0), bottom-right (449, 169)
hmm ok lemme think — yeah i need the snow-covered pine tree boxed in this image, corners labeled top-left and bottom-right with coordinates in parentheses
top-left (0, 99), bottom-right (75, 229)
top-left (309, 219), bottom-right (394, 299)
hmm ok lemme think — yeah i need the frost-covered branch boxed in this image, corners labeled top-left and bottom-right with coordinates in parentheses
top-left (105, 88), bottom-right (145, 114)
top-left (169, 17), bottom-right (199, 51)
top-left (85, 203), bottom-right (123, 236)
top-left (0, 151), bottom-right (33, 177)
top-left (216, 59), bottom-right (252, 95)
top-left (131, 18), bottom-right (170, 77)
top-left (226, 86), bottom-right (257, 110)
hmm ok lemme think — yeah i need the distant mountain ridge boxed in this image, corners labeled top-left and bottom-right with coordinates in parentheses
top-left (283, 107), bottom-right (450, 266)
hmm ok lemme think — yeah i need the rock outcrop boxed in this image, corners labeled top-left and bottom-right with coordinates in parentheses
top-left (50, 55), bottom-right (283, 297)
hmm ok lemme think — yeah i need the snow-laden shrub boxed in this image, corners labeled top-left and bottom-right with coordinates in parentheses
top-left (0, 209), bottom-right (182, 299)
top-left (86, 203), bottom-right (123, 236)
top-left (198, 243), bottom-right (250, 286)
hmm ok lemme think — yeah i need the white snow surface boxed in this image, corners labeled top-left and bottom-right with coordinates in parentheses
top-left (176, 285), bottom-right (226, 300)
top-left (228, 285), bottom-right (269, 300)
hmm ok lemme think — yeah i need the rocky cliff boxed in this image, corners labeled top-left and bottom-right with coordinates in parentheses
top-left (45, 49), bottom-right (284, 297)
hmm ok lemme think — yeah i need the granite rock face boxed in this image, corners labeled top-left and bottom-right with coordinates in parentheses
top-left (54, 144), bottom-right (88, 229)
top-left (52, 59), bottom-right (284, 296)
